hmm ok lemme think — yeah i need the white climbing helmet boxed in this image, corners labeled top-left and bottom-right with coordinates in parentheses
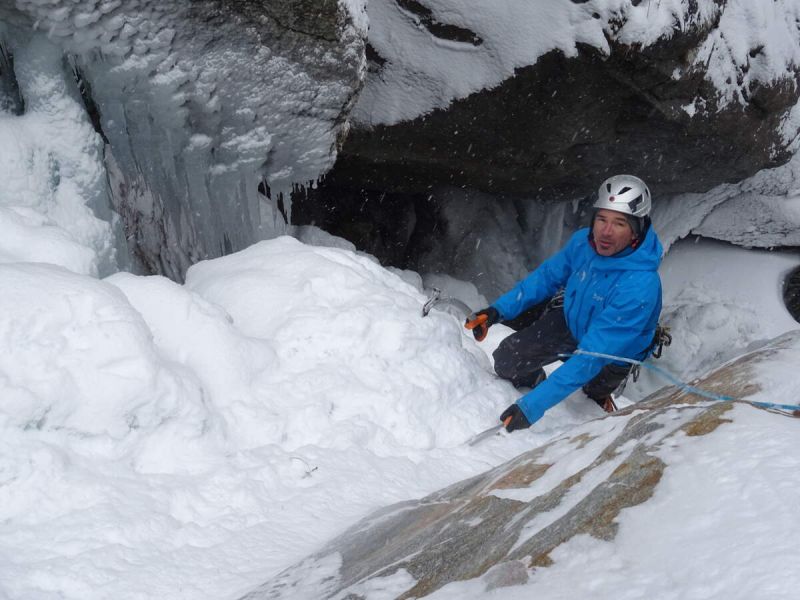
top-left (594, 174), bottom-right (651, 218)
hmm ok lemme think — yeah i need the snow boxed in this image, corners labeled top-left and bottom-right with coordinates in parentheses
top-left (2, 0), bottom-right (366, 277)
top-left (697, 1), bottom-right (800, 107)
top-left (340, 0), bottom-right (369, 37)
top-left (0, 3), bottom-right (798, 596)
top-left (0, 34), bottom-right (115, 276)
top-left (652, 150), bottom-right (800, 252)
top-left (0, 220), bottom-right (796, 599)
top-left (623, 237), bottom-right (799, 402)
top-left (357, 0), bottom-right (800, 125)
top-left (0, 234), bottom-right (613, 600)
top-left (422, 404), bottom-right (800, 600)
top-left (692, 194), bottom-right (800, 247)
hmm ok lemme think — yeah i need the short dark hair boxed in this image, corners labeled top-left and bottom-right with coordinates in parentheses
top-left (624, 214), bottom-right (643, 238)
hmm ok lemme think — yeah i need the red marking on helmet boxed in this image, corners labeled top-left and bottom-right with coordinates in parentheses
top-left (609, 196), bottom-right (616, 201)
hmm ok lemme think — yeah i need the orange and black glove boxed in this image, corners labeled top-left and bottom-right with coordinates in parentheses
top-left (499, 404), bottom-right (531, 432)
top-left (464, 307), bottom-right (500, 342)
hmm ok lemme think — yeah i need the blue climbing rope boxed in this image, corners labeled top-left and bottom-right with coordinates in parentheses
top-left (558, 349), bottom-right (800, 414)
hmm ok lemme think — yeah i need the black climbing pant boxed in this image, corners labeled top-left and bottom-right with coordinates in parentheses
top-left (492, 307), bottom-right (631, 401)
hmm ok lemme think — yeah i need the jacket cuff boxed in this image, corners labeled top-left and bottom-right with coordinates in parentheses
top-left (517, 394), bottom-right (545, 425)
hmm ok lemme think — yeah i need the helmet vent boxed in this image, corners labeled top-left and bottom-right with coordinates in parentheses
top-left (627, 195), bottom-right (644, 211)
top-left (618, 186), bottom-right (632, 194)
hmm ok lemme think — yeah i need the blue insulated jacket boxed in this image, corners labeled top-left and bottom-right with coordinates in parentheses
top-left (492, 226), bottom-right (663, 425)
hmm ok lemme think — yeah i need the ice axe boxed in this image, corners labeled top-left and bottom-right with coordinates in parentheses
top-left (421, 288), bottom-right (474, 319)
top-left (422, 288), bottom-right (490, 340)
top-left (466, 415), bottom-right (513, 446)
top-left (422, 290), bottom-right (510, 443)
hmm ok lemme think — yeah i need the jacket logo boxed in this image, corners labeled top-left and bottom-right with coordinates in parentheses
top-left (593, 293), bottom-right (605, 302)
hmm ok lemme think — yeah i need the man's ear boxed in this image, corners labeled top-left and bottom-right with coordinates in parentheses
top-left (630, 237), bottom-right (640, 249)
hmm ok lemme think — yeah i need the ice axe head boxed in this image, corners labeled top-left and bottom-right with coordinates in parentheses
top-left (421, 288), bottom-right (442, 317)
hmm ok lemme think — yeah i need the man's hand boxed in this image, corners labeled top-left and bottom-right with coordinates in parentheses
top-left (500, 404), bottom-right (531, 432)
top-left (464, 307), bottom-right (500, 341)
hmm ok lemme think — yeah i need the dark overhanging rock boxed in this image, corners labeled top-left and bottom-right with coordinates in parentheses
top-left (394, 0), bottom-right (483, 46)
top-left (255, 0), bottom-right (345, 42)
top-left (292, 185), bottom-right (435, 270)
top-left (785, 265), bottom-right (800, 323)
top-left (0, 42), bottom-right (23, 115)
top-left (294, 13), bottom-right (800, 282)
top-left (326, 39), bottom-right (798, 200)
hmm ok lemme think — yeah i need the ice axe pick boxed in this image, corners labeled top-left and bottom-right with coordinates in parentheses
top-left (466, 415), bottom-right (513, 446)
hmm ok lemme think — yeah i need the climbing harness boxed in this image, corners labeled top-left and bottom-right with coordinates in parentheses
top-left (627, 324), bottom-right (672, 386)
top-left (651, 325), bottom-right (672, 359)
top-left (423, 289), bottom-right (798, 427)
top-left (560, 349), bottom-right (800, 415)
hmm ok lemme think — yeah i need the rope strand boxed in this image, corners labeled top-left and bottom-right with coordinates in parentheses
top-left (558, 349), bottom-right (800, 414)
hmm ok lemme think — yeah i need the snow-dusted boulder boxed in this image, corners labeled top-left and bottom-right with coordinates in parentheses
top-left (291, 2), bottom-right (800, 298)
top-left (692, 194), bottom-right (800, 247)
top-left (0, 0), bottom-right (367, 279)
top-left (309, 0), bottom-right (800, 199)
top-left (787, 267), bottom-right (800, 322)
top-left (652, 151), bottom-right (800, 251)
top-left (242, 330), bottom-right (800, 600)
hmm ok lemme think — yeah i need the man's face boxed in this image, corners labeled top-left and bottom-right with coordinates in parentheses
top-left (593, 209), bottom-right (635, 256)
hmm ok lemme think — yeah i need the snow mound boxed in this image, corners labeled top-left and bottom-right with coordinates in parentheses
top-left (184, 236), bottom-right (507, 451)
top-left (3, 236), bottom-right (607, 600)
top-left (2, 230), bottom-right (794, 599)
top-left (0, 263), bottom-right (205, 440)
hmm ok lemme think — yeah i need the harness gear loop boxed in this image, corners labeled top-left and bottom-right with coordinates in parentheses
top-left (651, 325), bottom-right (672, 359)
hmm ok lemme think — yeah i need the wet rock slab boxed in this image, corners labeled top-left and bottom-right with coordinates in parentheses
top-left (241, 331), bottom-right (800, 600)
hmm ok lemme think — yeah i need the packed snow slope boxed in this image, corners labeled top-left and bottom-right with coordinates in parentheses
top-left (245, 330), bottom-right (800, 600)
top-left (0, 235), bottom-right (596, 600)
top-left (0, 226), bottom-right (797, 600)
top-left (623, 237), bottom-right (799, 402)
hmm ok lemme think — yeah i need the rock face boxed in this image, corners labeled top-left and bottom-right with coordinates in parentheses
top-left (332, 1), bottom-right (800, 199)
top-left (330, 43), bottom-right (798, 199)
top-left (0, 0), bottom-right (366, 279)
top-left (294, 1), bottom-right (800, 285)
top-left (240, 330), bottom-right (800, 600)
top-left (651, 150), bottom-right (800, 253)
top-left (786, 266), bottom-right (800, 323)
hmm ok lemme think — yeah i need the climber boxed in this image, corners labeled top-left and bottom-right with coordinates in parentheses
top-left (465, 174), bottom-right (663, 433)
